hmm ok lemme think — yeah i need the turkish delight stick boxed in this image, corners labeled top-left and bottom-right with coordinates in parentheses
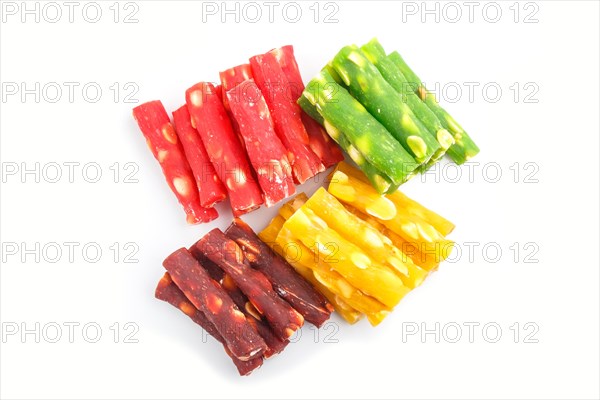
top-left (132, 101), bottom-right (217, 224)
top-left (226, 80), bottom-right (295, 206)
top-left (172, 105), bottom-right (227, 208)
top-left (155, 273), bottom-right (263, 376)
top-left (162, 248), bottom-right (266, 361)
top-left (196, 229), bottom-right (304, 340)
top-left (185, 82), bottom-right (264, 215)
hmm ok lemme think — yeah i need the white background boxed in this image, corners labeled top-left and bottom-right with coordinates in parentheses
top-left (1, 1), bottom-right (599, 399)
